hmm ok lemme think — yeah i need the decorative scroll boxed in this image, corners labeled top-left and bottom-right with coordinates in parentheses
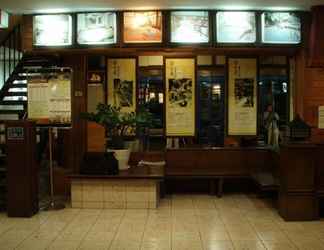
top-left (165, 58), bottom-right (195, 136)
top-left (228, 58), bottom-right (257, 135)
top-left (27, 69), bottom-right (72, 126)
top-left (107, 58), bottom-right (136, 112)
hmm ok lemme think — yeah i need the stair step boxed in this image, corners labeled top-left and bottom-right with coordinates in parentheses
top-left (13, 79), bottom-right (27, 84)
top-left (8, 83), bottom-right (26, 89)
top-left (0, 105), bottom-right (24, 111)
top-left (0, 114), bottom-right (19, 120)
top-left (0, 109), bottom-right (24, 114)
top-left (3, 96), bottom-right (27, 101)
top-left (8, 87), bottom-right (27, 93)
top-left (0, 100), bottom-right (26, 105)
top-left (3, 92), bottom-right (27, 97)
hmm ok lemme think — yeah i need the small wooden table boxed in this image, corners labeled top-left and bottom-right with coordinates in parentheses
top-left (69, 165), bottom-right (164, 209)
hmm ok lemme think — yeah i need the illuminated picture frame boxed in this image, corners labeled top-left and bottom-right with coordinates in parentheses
top-left (261, 12), bottom-right (301, 44)
top-left (77, 12), bottom-right (117, 45)
top-left (216, 11), bottom-right (256, 43)
top-left (33, 14), bottom-right (72, 46)
top-left (123, 11), bottom-right (162, 43)
top-left (170, 11), bottom-right (209, 43)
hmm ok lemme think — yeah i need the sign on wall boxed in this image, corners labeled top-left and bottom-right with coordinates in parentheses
top-left (165, 58), bottom-right (195, 136)
top-left (107, 58), bottom-right (136, 112)
top-left (228, 58), bottom-right (257, 135)
top-left (319, 106), bottom-right (324, 129)
top-left (27, 70), bottom-right (72, 126)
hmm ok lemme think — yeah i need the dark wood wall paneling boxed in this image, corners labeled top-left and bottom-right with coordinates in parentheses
top-left (0, 15), bottom-right (23, 43)
top-left (295, 7), bottom-right (324, 142)
top-left (18, 10), bottom-right (324, 176)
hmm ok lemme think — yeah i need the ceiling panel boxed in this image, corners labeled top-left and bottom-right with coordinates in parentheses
top-left (1, 0), bottom-right (324, 14)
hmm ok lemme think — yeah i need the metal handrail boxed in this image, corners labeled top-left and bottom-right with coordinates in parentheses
top-left (1, 23), bottom-right (22, 92)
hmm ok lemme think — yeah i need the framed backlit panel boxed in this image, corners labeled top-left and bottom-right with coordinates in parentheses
top-left (123, 11), bottom-right (162, 43)
top-left (33, 14), bottom-right (72, 46)
top-left (262, 12), bottom-right (301, 44)
top-left (170, 11), bottom-right (209, 43)
top-left (77, 12), bottom-right (117, 45)
top-left (216, 11), bottom-right (256, 43)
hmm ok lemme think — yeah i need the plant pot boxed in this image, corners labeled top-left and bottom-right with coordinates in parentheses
top-left (124, 139), bottom-right (140, 152)
top-left (108, 149), bottom-right (131, 170)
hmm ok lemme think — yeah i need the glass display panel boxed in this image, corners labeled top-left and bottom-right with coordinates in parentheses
top-left (262, 12), bottom-right (301, 44)
top-left (216, 12), bottom-right (256, 43)
top-left (123, 11), bottom-right (162, 43)
top-left (198, 69), bottom-right (225, 145)
top-left (171, 11), bottom-right (209, 43)
top-left (77, 12), bottom-right (117, 45)
top-left (33, 15), bottom-right (72, 46)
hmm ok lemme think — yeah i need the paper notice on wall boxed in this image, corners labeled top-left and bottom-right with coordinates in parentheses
top-left (319, 106), bottom-right (324, 129)
top-left (27, 70), bottom-right (72, 126)
top-left (28, 82), bottom-right (50, 119)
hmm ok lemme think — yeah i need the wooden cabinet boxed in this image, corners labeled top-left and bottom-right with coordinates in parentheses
top-left (317, 143), bottom-right (324, 196)
top-left (309, 6), bottom-right (324, 67)
top-left (279, 144), bottom-right (318, 221)
top-left (6, 121), bottom-right (38, 217)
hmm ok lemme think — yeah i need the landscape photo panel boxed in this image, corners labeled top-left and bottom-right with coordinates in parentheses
top-left (216, 11), bottom-right (256, 43)
top-left (77, 12), bottom-right (117, 45)
top-left (123, 11), bottom-right (162, 43)
top-left (262, 12), bottom-right (301, 44)
top-left (171, 11), bottom-right (209, 43)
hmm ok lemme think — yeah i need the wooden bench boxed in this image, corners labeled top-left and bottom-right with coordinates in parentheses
top-left (165, 147), bottom-right (276, 197)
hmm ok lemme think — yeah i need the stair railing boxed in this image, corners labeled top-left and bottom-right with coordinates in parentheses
top-left (1, 23), bottom-right (22, 90)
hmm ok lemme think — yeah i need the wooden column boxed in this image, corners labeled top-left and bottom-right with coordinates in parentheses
top-left (6, 121), bottom-right (38, 217)
top-left (278, 144), bottom-right (319, 221)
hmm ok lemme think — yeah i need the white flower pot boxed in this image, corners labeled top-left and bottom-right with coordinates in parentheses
top-left (110, 149), bottom-right (131, 170)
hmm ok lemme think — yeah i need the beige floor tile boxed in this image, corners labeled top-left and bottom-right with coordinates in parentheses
top-left (203, 240), bottom-right (234, 250)
top-left (257, 230), bottom-right (290, 242)
top-left (47, 240), bottom-right (82, 250)
top-left (141, 240), bottom-right (171, 250)
top-left (78, 240), bottom-right (110, 250)
top-left (229, 229), bottom-right (259, 241)
top-left (200, 230), bottom-right (230, 241)
top-left (83, 231), bottom-right (115, 242)
top-left (16, 238), bottom-right (53, 250)
top-left (109, 240), bottom-right (141, 250)
top-left (0, 228), bottom-right (33, 242)
top-left (172, 239), bottom-right (203, 250)
top-left (293, 239), bottom-right (324, 250)
top-left (232, 240), bottom-right (266, 250)
top-left (262, 240), bottom-right (297, 250)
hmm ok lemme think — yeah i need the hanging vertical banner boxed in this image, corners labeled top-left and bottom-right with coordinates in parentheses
top-left (228, 58), bottom-right (257, 135)
top-left (27, 69), bottom-right (72, 126)
top-left (107, 58), bottom-right (136, 113)
top-left (165, 58), bottom-right (195, 136)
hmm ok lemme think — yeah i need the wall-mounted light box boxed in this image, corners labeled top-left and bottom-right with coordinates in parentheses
top-left (33, 14), bottom-right (72, 46)
top-left (0, 10), bottom-right (9, 28)
top-left (261, 12), bottom-right (301, 44)
top-left (77, 12), bottom-right (117, 45)
top-left (170, 11), bottom-right (209, 43)
top-left (216, 11), bottom-right (256, 43)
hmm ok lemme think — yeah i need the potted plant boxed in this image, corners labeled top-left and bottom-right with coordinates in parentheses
top-left (81, 103), bottom-right (154, 170)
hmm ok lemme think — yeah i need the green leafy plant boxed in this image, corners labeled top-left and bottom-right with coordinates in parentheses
top-left (81, 103), bottom-right (155, 149)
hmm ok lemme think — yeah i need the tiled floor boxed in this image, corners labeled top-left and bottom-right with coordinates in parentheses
top-left (0, 194), bottom-right (324, 250)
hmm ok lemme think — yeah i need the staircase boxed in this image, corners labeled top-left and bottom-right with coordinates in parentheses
top-left (0, 21), bottom-right (61, 209)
